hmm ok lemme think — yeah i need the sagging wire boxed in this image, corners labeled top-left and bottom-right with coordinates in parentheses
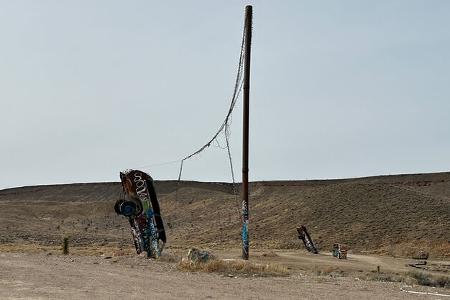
top-left (225, 121), bottom-right (242, 219)
top-left (137, 21), bottom-right (248, 223)
top-left (174, 24), bottom-right (247, 220)
top-left (177, 23), bottom-right (246, 182)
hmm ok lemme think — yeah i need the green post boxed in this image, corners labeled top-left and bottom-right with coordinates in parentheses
top-left (63, 237), bottom-right (69, 255)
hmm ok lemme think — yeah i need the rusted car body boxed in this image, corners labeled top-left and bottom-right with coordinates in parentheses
top-left (297, 225), bottom-right (319, 254)
top-left (114, 169), bottom-right (166, 258)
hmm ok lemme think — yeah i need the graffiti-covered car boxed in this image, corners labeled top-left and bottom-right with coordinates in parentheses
top-left (114, 169), bottom-right (166, 258)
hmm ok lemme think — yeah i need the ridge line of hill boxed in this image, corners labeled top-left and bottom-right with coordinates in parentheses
top-left (1, 171), bottom-right (449, 193)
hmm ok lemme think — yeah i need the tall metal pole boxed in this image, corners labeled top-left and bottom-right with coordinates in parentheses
top-left (242, 5), bottom-right (252, 260)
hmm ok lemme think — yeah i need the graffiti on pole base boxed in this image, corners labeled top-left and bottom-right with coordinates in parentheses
top-left (242, 197), bottom-right (249, 258)
top-left (242, 221), bottom-right (249, 254)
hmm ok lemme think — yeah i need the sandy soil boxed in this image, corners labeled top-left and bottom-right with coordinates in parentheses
top-left (1, 174), bottom-right (449, 298)
top-left (1, 251), bottom-right (448, 300)
top-left (1, 173), bottom-right (449, 257)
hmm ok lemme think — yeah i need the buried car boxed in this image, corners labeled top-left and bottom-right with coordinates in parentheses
top-left (114, 169), bottom-right (166, 258)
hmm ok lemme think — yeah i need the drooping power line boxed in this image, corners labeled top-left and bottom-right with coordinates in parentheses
top-left (176, 24), bottom-right (247, 182)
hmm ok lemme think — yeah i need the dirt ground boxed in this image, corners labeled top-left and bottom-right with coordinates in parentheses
top-left (1, 250), bottom-right (449, 299)
top-left (1, 173), bottom-right (449, 258)
top-left (1, 173), bottom-right (449, 298)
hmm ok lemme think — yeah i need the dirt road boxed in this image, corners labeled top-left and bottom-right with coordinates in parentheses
top-left (1, 252), bottom-right (445, 299)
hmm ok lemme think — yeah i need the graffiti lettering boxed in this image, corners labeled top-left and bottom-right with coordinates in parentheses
top-left (134, 173), bottom-right (150, 201)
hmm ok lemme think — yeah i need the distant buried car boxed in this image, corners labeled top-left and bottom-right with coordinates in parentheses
top-left (114, 169), bottom-right (166, 258)
top-left (332, 243), bottom-right (348, 259)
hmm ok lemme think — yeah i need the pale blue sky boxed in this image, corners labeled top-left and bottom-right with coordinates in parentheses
top-left (1, 1), bottom-right (449, 189)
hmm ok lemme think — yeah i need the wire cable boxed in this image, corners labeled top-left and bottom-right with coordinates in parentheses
top-left (177, 25), bottom-right (246, 182)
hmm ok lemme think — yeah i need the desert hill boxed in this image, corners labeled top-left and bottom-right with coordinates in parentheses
top-left (1, 172), bottom-right (449, 257)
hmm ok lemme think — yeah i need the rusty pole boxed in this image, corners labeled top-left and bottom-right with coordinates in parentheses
top-left (242, 5), bottom-right (252, 260)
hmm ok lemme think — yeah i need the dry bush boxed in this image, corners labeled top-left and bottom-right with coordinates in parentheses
top-left (408, 271), bottom-right (450, 288)
top-left (261, 251), bottom-right (278, 257)
top-left (112, 250), bottom-right (126, 257)
top-left (364, 272), bottom-right (403, 283)
top-left (359, 270), bottom-right (449, 287)
top-left (435, 276), bottom-right (450, 288)
top-left (313, 266), bottom-right (345, 277)
top-left (409, 271), bottom-right (434, 286)
top-left (158, 253), bottom-right (182, 263)
top-left (178, 259), bottom-right (288, 277)
top-left (0, 243), bottom-right (58, 253)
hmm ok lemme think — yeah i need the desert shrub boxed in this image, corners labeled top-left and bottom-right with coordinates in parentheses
top-left (178, 259), bottom-right (288, 277)
top-left (408, 271), bottom-right (450, 288)
top-left (435, 276), bottom-right (450, 288)
top-left (409, 271), bottom-right (434, 286)
top-left (372, 273), bottom-right (403, 283)
top-left (261, 251), bottom-right (278, 257)
top-left (313, 266), bottom-right (345, 277)
top-left (158, 253), bottom-right (181, 263)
